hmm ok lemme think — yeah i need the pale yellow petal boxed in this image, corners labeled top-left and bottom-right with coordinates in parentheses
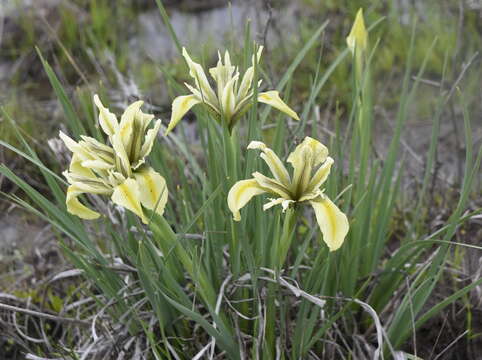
top-left (111, 178), bottom-right (147, 223)
top-left (182, 47), bottom-right (217, 105)
top-left (111, 133), bottom-right (131, 178)
top-left (69, 154), bottom-right (96, 178)
top-left (134, 167), bottom-right (168, 216)
top-left (288, 136), bottom-right (328, 168)
top-left (346, 8), bottom-right (368, 55)
top-left (227, 179), bottom-right (267, 221)
top-left (66, 185), bottom-right (100, 220)
top-left (134, 119), bottom-right (162, 169)
top-left (307, 157), bottom-right (334, 192)
top-left (237, 66), bottom-right (254, 101)
top-left (257, 91), bottom-right (300, 120)
top-left (166, 95), bottom-right (201, 135)
top-left (93, 94), bottom-right (118, 137)
top-left (247, 141), bottom-right (290, 186)
top-left (220, 74), bottom-right (239, 120)
top-left (310, 196), bottom-right (349, 251)
top-left (80, 159), bottom-right (115, 170)
top-left (252, 172), bottom-right (292, 199)
top-left (287, 145), bottom-right (313, 197)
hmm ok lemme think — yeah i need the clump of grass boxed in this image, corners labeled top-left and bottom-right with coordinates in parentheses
top-left (1, 2), bottom-right (481, 359)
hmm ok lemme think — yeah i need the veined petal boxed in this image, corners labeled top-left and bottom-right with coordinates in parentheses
top-left (258, 91), bottom-right (300, 120)
top-left (247, 141), bottom-right (290, 186)
top-left (81, 159), bottom-right (115, 170)
top-left (288, 137), bottom-right (328, 168)
top-left (237, 66), bottom-right (254, 101)
top-left (307, 157), bottom-right (334, 192)
top-left (166, 95), bottom-right (201, 135)
top-left (134, 119), bottom-right (162, 169)
top-left (134, 167), bottom-right (168, 216)
top-left (69, 154), bottom-right (96, 178)
top-left (263, 197), bottom-right (294, 212)
top-left (80, 136), bottom-right (114, 163)
top-left (288, 145), bottom-right (313, 197)
top-left (111, 133), bottom-right (131, 178)
top-left (310, 196), bottom-right (349, 251)
top-left (59, 131), bottom-right (93, 161)
top-left (111, 178), bottom-right (147, 223)
top-left (252, 172), bottom-right (292, 199)
top-left (220, 74), bottom-right (239, 120)
top-left (93, 94), bottom-right (118, 137)
top-left (66, 185), bottom-right (100, 220)
top-left (67, 179), bottom-right (111, 194)
top-left (227, 179), bottom-right (266, 221)
top-left (182, 47), bottom-right (217, 105)
top-left (346, 8), bottom-right (368, 56)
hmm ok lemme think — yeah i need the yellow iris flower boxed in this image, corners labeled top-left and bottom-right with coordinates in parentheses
top-left (60, 95), bottom-right (168, 224)
top-left (227, 137), bottom-right (349, 251)
top-left (165, 46), bottom-right (300, 134)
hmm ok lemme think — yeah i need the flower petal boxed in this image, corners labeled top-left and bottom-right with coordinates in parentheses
top-left (134, 167), bottom-right (168, 216)
top-left (288, 137), bottom-right (329, 168)
top-left (111, 133), bottom-right (131, 178)
top-left (182, 47), bottom-right (217, 105)
top-left (346, 8), bottom-right (368, 56)
top-left (310, 196), bottom-right (349, 251)
top-left (111, 178), bottom-right (147, 223)
top-left (227, 179), bottom-right (267, 221)
top-left (307, 157), bottom-right (334, 192)
top-left (252, 172), bottom-right (292, 199)
top-left (166, 95), bottom-right (201, 135)
top-left (65, 185), bottom-right (100, 220)
top-left (220, 74), bottom-right (239, 120)
top-left (247, 141), bottom-right (290, 186)
top-left (134, 119), bottom-right (162, 169)
top-left (257, 91), bottom-right (300, 120)
top-left (93, 94), bottom-right (118, 137)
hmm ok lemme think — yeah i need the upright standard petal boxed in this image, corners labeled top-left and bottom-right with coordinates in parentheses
top-left (135, 119), bottom-right (162, 169)
top-left (66, 185), bottom-right (101, 220)
top-left (227, 179), bottom-right (267, 221)
top-left (310, 196), bottom-right (349, 251)
top-left (288, 137), bottom-right (329, 168)
top-left (258, 91), bottom-right (300, 121)
top-left (248, 141), bottom-right (290, 186)
top-left (182, 47), bottom-right (217, 105)
top-left (346, 8), bottom-right (368, 56)
top-left (93, 94), bottom-right (118, 137)
top-left (166, 95), bottom-right (201, 135)
top-left (111, 133), bottom-right (132, 178)
top-left (111, 178), bottom-right (147, 224)
top-left (306, 157), bottom-right (334, 193)
top-left (134, 167), bottom-right (168, 216)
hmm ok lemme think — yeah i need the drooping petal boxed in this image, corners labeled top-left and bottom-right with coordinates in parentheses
top-left (166, 95), bottom-right (201, 135)
top-left (258, 91), bottom-right (300, 120)
top-left (134, 167), bottom-right (168, 216)
top-left (227, 179), bottom-right (267, 221)
top-left (65, 185), bottom-right (101, 220)
top-left (93, 94), bottom-right (118, 137)
top-left (346, 8), bottom-right (368, 56)
top-left (111, 178), bottom-right (147, 223)
top-left (306, 157), bottom-right (334, 192)
top-left (182, 47), bottom-right (217, 105)
top-left (69, 154), bottom-right (96, 178)
top-left (134, 119), bottom-right (162, 169)
top-left (247, 141), bottom-right (290, 186)
top-left (252, 172), bottom-right (292, 199)
top-left (310, 196), bottom-right (349, 251)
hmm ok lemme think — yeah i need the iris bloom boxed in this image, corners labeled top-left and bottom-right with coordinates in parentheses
top-left (227, 137), bottom-right (349, 251)
top-left (59, 95), bottom-right (167, 224)
top-left (166, 46), bottom-right (300, 134)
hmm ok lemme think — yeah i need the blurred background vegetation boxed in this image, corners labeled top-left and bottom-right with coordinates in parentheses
top-left (0, 0), bottom-right (481, 358)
